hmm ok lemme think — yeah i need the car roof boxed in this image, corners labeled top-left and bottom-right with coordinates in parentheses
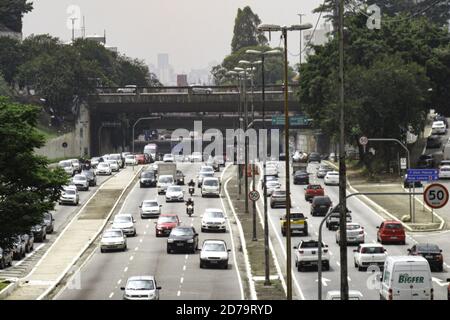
top-left (143, 199), bottom-right (158, 203)
top-left (115, 214), bottom-right (132, 218)
top-left (383, 220), bottom-right (401, 224)
top-left (360, 243), bottom-right (383, 248)
top-left (203, 239), bottom-right (226, 244)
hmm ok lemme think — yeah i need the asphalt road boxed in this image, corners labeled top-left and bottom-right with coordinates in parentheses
top-left (56, 162), bottom-right (242, 300)
top-left (257, 161), bottom-right (450, 300)
top-left (0, 173), bottom-right (112, 279)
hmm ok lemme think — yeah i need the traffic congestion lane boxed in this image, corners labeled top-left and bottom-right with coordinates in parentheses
top-left (260, 161), bottom-right (449, 300)
top-left (57, 162), bottom-right (241, 300)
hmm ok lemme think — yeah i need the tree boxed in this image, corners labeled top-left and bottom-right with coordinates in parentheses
top-left (0, 0), bottom-right (33, 32)
top-left (0, 97), bottom-right (68, 250)
top-left (231, 6), bottom-right (267, 53)
top-left (0, 74), bottom-right (12, 96)
top-left (0, 36), bottom-right (22, 84)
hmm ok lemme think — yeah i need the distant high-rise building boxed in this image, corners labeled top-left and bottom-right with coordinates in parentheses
top-left (158, 53), bottom-right (169, 69)
top-left (177, 74), bottom-right (188, 87)
top-left (156, 53), bottom-right (175, 85)
top-left (303, 23), bottom-right (331, 56)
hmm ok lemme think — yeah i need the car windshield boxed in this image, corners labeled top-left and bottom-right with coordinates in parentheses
top-left (126, 155), bottom-right (135, 159)
top-left (308, 185), bottom-right (322, 190)
top-left (64, 190), bottom-right (75, 195)
top-left (300, 241), bottom-right (325, 248)
top-left (267, 181), bottom-right (279, 187)
top-left (203, 243), bottom-right (226, 252)
top-left (127, 280), bottom-right (154, 290)
top-left (103, 230), bottom-right (122, 238)
top-left (114, 216), bottom-right (132, 223)
top-left (43, 213), bottom-right (51, 220)
top-left (74, 176), bottom-right (86, 181)
top-left (98, 163), bottom-right (108, 168)
top-left (171, 228), bottom-right (193, 236)
top-left (59, 161), bottom-right (72, 167)
top-left (205, 211), bottom-right (224, 218)
top-left (273, 191), bottom-right (286, 196)
top-left (314, 197), bottom-right (330, 204)
top-left (201, 167), bottom-right (214, 172)
top-left (158, 216), bottom-right (177, 223)
top-left (200, 172), bottom-right (214, 177)
top-left (141, 172), bottom-right (155, 178)
top-left (203, 179), bottom-right (218, 186)
top-left (328, 172), bottom-right (339, 176)
top-left (109, 155), bottom-right (120, 160)
top-left (361, 247), bottom-right (384, 254)
top-left (143, 201), bottom-right (158, 207)
top-left (167, 186), bottom-right (182, 192)
top-left (159, 176), bottom-right (173, 183)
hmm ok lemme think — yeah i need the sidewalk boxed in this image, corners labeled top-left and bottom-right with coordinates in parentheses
top-left (4, 167), bottom-right (141, 300)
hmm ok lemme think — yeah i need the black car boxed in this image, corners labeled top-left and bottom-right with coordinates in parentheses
top-left (417, 154), bottom-right (435, 169)
top-left (310, 196), bottom-right (332, 216)
top-left (167, 227), bottom-right (199, 254)
top-left (325, 207), bottom-right (352, 230)
top-left (426, 135), bottom-right (442, 149)
top-left (43, 212), bottom-right (55, 234)
top-left (308, 152), bottom-right (321, 163)
top-left (82, 169), bottom-right (97, 186)
top-left (408, 243), bottom-right (443, 272)
top-left (176, 170), bottom-right (185, 185)
top-left (293, 170), bottom-right (309, 185)
top-left (403, 174), bottom-right (423, 188)
top-left (31, 223), bottom-right (47, 242)
top-left (140, 170), bottom-right (157, 188)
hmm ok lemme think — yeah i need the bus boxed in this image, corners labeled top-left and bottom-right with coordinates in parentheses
top-left (143, 143), bottom-right (158, 160)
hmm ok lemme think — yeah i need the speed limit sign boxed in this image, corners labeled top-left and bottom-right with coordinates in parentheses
top-left (249, 190), bottom-right (260, 202)
top-left (424, 183), bottom-right (449, 209)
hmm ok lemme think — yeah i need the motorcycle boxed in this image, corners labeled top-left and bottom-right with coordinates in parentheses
top-left (186, 204), bottom-right (194, 217)
top-left (188, 186), bottom-right (195, 196)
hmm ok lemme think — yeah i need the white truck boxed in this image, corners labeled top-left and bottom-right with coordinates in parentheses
top-left (380, 256), bottom-right (433, 300)
top-left (157, 163), bottom-right (177, 179)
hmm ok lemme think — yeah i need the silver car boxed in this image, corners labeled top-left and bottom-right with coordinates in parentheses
top-left (59, 187), bottom-right (79, 206)
top-left (165, 186), bottom-right (184, 202)
top-left (121, 276), bottom-right (161, 300)
top-left (111, 214), bottom-right (136, 237)
top-left (139, 200), bottom-right (161, 218)
top-left (100, 229), bottom-right (127, 252)
top-left (72, 174), bottom-right (89, 191)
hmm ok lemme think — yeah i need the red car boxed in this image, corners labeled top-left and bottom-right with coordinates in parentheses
top-left (304, 184), bottom-right (324, 202)
top-left (155, 214), bottom-right (180, 237)
top-left (376, 220), bottom-right (406, 245)
top-left (135, 154), bottom-right (146, 164)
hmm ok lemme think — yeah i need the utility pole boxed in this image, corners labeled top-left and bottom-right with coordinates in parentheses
top-left (71, 17), bottom-right (78, 42)
top-left (297, 13), bottom-right (305, 66)
top-left (338, 0), bottom-right (349, 300)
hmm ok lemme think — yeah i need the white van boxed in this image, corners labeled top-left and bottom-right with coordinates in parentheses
top-left (380, 256), bottom-right (433, 300)
top-left (157, 175), bottom-right (174, 195)
top-left (201, 177), bottom-right (221, 197)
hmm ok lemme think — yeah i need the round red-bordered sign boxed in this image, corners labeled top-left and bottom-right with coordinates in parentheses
top-left (423, 183), bottom-right (449, 209)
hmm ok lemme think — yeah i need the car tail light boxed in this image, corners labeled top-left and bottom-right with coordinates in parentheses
top-left (437, 254), bottom-right (443, 261)
top-left (431, 288), bottom-right (434, 300)
top-left (323, 249), bottom-right (328, 253)
top-left (299, 250), bottom-right (304, 254)
top-left (359, 231), bottom-right (364, 234)
top-left (388, 289), bottom-right (393, 300)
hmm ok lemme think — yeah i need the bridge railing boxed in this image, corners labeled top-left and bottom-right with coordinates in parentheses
top-left (92, 84), bottom-right (298, 95)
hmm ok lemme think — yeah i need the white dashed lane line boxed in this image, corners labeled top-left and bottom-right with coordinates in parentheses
top-left (124, 267), bottom-right (128, 273)
top-left (129, 256), bottom-right (134, 261)
top-left (139, 239), bottom-right (143, 243)
top-left (180, 277), bottom-right (184, 284)
top-left (109, 292), bottom-right (114, 299)
top-left (177, 290), bottom-right (181, 297)
top-left (336, 261), bottom-right (340, 267)
top-left (134, 247), bottom-right (139, 251)
top-left (183, 265), bottom-right (186, 271)
top-left (117, 279), bottom-right (122, 285)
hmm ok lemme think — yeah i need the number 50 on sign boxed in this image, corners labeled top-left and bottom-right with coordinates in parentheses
top-left (424, 183), bottom-right (449, 209)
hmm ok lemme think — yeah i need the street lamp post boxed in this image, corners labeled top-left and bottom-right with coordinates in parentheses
top-left (258, 22), bottom-right (313, 301)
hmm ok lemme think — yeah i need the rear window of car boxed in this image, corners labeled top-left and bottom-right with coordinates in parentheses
top-left (313, 197), bottom-right (331, 205)
top-left (385, 223), bottom-right (402, 229)
top-left (361, 246), bottom-right (384, 254)
top-left (416, 244), bottom-right (440, 252)
top-left (308, 185), bottom-right (322, 190)
top-left (300, 241), bottom-right (324, 248)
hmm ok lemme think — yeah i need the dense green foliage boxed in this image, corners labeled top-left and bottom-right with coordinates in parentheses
top-left (0, 97), bottom-right (68, 249)
top-left (0, 0), bottom-right (33, 32)
top-left (231, 6), bottom-right (267, 53)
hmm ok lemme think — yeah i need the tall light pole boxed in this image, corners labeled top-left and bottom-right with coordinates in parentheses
top-left (338, 0), bottom-right (349, 300)
top-left (258, 22), bottom-right (313, 301)
top-left (70, 17), bottom-right (78, 42)
top-left (246, 49), bottom-right (282, 287)
top-left (297, 13), bottom-right (305, 66)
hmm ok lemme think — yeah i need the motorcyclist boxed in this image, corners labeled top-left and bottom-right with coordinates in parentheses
top-left (188, 179), bottom-right (195, 187)
top-left (186, 197), bottom-right (194, 207)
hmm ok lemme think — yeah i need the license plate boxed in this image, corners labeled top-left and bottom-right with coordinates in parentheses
top-left (311, 261), bottom-right (318, 265)
top-left (311, 251), bottom-right (316, 254)
top-left (348, 237), bottom-right (355, 241)
top-left (210, 260), bottom-right (218, 264)
top-left (425, 255), bottom-right (433, 259)
top-left (390, 236), bottom-right (397, 239)
top-left (176, 243), bottom-right (184, 246)
top-left (320, 205), bottom-right (327, 208)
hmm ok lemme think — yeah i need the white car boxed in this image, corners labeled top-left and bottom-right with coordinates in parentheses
top-left (69, 159), bottom-right (81, 173)
top-left (265, 180), bottom-right (281, 196)
top-left (201, 177), bottom-right (220, 197)
top-left (109, 154), bottom-right (123, 168)
top-left (72, 174), bottom-right (89, 191)
top-left (353, 243), bottom-right (387, 271)
top-left (431, 121), bottom-right (446, 135)
top-left (201, 208), bottom-right (227, 232)
top-left (265, 164), bottom-right (278, 177)
top-left (324, 171), bottom-right (339, 185)
top-left (139, 199), bottom-right (161, 218)
top-left (100, 229), bottom-right (127, 252)
top-left (336, 222), bottom-right (365, 245)
top-left (163, 154), bottom-right (174, 162)
top-left (106, 159), bottom-right (120, 172)
top-left (90, 157), bottom-right (102, 168)
top-left (197, 172), bottom-right (214, 188)
top-left (199, 239), bottom-right (230, 269)
top-left (95, 162), bottom-right (112, 175)
top-left (111, 214), bottom-right (136, 237)
top-left (294, 240), bottom-right (330, 271)
top-left (439, 165), bottom-right (450, 179)
top-left (59, 186), bottom-right (79, 206)
top-left (117, 85), bottom-right (137, 93)
top-left (266, 161), bottom-right (280, 169)
top-left (121, 276), bottom-right (161, 300)
top-left (165, 185), bottom-right (184, 202)
top-left (157, 175), bottom-right (174, 194)
top-left (190, 152), bottom-right (203, 162)
top-left (125, 154), bottom-right (137, 166)
top-left (58, 160), bottom-right (75, 176)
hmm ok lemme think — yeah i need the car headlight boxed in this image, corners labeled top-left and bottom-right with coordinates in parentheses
top-left (187, 239), bottom-right (194, 243)
top-left (167, 239), bottom-right (174, 243)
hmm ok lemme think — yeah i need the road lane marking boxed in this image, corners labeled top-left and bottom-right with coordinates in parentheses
top-left (348, 276), bottom-right (351, 282)
top-left (134, 247), bottom-right (139, 251)
top-left (124, 267), bottom-right (128, 273)
top-left (117, 279), bottom-right (122, 285)
top-left (146, 224), bottom-right (149, 229)
top-left (315, 232), bottom-right (318, 236)
top-left (329, 251), bottom-right (333, 256)
top-left (336, 261), bottom-right (340, 266)
top-left (183, 265), bottom-right (186, 271)
top-left (109, 292), bottom-right (114, 299)
top-left (177, 290), bottom-right (181, 296)
top-left (144, 231), bottom-right (147, 235)
top-left (185, 254), bottom-right (188, 260)
top-left (139, 239), bottom-right (143, 243)
top-left (129, 256), bottom-right (134, 261)
top-left (180, 277), bottom-right (184, 284)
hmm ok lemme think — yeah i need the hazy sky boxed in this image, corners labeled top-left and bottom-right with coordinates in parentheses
top-left (23, 0), bottom-right (325, 73)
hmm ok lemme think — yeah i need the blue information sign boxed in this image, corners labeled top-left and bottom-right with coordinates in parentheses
top-left (406, 169), bottom-right (438, 182)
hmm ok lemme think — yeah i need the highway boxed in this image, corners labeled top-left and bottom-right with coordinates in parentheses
top-left (256, 161), bottom-right (450, 300)
top-left (56, 163), bottom-right (242, 300)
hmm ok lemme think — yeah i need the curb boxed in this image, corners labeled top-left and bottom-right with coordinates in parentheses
top-left (36, 166), bottom-right (143, 300)
top-left (0, 279), bottom-right (19, 300)
top-left (324, 161), bottom-right (445, 232)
